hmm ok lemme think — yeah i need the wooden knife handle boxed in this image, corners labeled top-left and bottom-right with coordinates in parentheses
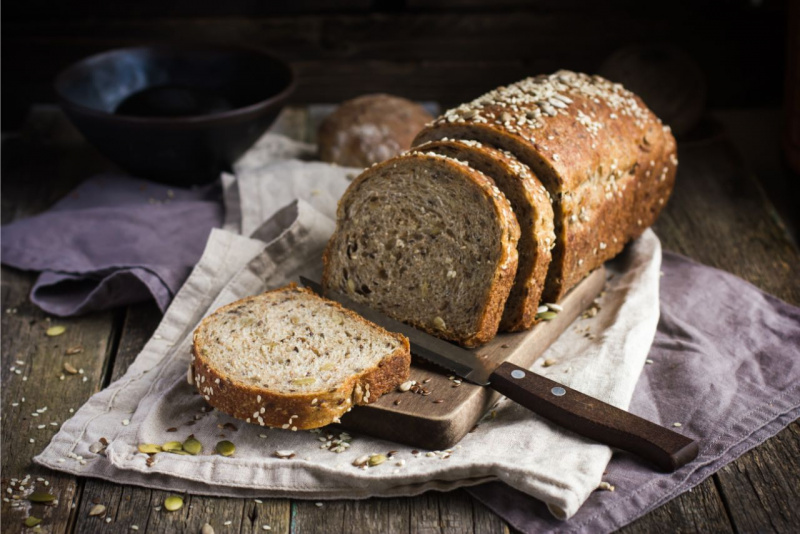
top-left (489, 361), bottom-right (699, 472)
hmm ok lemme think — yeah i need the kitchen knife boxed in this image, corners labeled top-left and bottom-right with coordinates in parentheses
top-left (300, 277), bottom-right (699, 472)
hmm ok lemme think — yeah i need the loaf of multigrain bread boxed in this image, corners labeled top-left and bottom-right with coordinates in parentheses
top-left (413, 70), bottom-right (677, 303)
top-left (322, 152), bottom-right (520, 347)
top-left (191, 284), bottom-right (411, 430)
top-left (409, 139), bottom-right (554, 332)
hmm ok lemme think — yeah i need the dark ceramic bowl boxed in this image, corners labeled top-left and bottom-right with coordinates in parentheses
top-left (55, 45), bottom-right (294, 185)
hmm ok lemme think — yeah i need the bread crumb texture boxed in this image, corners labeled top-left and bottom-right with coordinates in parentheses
top-left (192, 284), bottom-right (410, 429)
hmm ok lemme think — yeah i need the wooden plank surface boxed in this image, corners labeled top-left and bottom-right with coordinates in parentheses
top-left (1, 105), bottom-right (798, 534)
top-left (1, 5), bottom-right (785, 130)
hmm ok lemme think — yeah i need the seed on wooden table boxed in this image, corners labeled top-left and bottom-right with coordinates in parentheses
top-left (536, 311), bottom-right (558, 321)
top-left (398, 380), bottom-right (415, 392)
top-left (542, 359), bottom-right (557, 367)
top-left (28, 492), bottom-right (55, 503)
top-left (216, 440), bottom-right (235, 457)
top-left (24, 516), bottom-right (42, 527)
top-left (182, 437), bottom-right (203, 455)
top-left (546, 302), bottom-right (563, 312)
top-left (46, 325), bottom-right (66, 337)
top-left (89, 504), bottom-right (106, 516)
top-left (201, 523), bottom-right (215, 534)
top-left (65, 346), bottom-right (83, 355)
top-left (164, 495), bottom-right (184, 511)
top-left (433, 399), bottom-right (444, 404)
top-left (63, 362), bottom-right (78, 375)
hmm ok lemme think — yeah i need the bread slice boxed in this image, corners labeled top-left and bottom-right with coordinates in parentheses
top-left (191, 284), bottom-right (411, 430)
top-left (322, 152), bottom-right (520, 347)
top-left (410, 139), bottom-right (555, 331)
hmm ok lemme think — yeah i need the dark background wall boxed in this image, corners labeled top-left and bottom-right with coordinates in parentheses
top-left (1, 0), bottom-right (788, 131)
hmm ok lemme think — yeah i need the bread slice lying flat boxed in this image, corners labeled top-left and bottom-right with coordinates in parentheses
top-left (322, 152), bottom-right (520, 347)
top-left (411, 139), bottom-right (555, 332)
top-left (191, 284), bottom-right (411, 430)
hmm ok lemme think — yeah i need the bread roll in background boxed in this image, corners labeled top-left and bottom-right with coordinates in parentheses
top-left (318, 94), bottom-right (433, 168)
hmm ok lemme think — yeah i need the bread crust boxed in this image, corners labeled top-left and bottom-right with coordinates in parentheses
top-left (410, 139), bottom-right (554, 332)
top-left (318, 93), bottom-right (434, 168)
top-left (413, 71), bottom-right (677, 302)
top-left (322, 152), bottom-right (520, 347)
top-left (191, 284), bottom-right (411, 430)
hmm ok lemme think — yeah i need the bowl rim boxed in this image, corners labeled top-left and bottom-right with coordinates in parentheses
top-left (54, 44), bottom-right (296, 126)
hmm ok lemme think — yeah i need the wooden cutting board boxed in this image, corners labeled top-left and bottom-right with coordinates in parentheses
top-left (340, 267), bottom-right (606, 450)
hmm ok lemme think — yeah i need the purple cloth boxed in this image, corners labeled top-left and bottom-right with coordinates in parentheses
top-left (1, 174), bottom-right (223, 316)
top-left (467, 251), bottom-right (800, 533)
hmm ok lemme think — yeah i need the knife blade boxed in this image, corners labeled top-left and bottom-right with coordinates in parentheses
top-left (300, 276), bottom-right (699, 472)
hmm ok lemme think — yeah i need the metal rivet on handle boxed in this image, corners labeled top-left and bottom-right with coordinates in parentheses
top-left (510, 370), bottom-right (526, 379)
top-left (551, 386), bottom-right (566, 396)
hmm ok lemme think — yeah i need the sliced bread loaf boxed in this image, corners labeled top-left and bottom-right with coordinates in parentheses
top-left (413, 70), bottom-right (677, 303)
top-left (322, 152), bottom-right (520, 347)
top-left (191, 284), bottom-right (411, 430)
top-left (410, 139), bottom-right (555, 331)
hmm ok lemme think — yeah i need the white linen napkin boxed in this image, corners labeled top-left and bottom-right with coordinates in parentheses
top-left (36, 134), bottom-right (661, 519)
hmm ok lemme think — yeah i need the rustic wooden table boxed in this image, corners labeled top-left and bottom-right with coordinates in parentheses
top-left (2, 106), bottom-right (798, 533)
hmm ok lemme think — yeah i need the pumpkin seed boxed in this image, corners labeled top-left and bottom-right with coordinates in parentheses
top-left (46, 325), bottom-right (66, 337)
top-left (169, 450), bottom-right (193, 456)
top-left (162, 441), bottom-right (183, 452)
top-left (182, 437), bottom-right (202, 455)
top-left (201, 524), bottom-right (215, 534)
top-left (138, 443), bottom-right (162, 454)
top-left (216, 440), bottom-right (235, 457)
top-left (63, 362), bottom-right (78, 375)
top-left (28, 492), bottom-right (55, 503)
top-left (24, 516), bottom-right (42, 527)
top-left (88, 504), bottom-right (106, 516)
top-left (536, 311), bottom-right (558, 321)
top-left (368, 454), bottom-right (387, 466)
top-left (163, 495), bottom-right (184, 512)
